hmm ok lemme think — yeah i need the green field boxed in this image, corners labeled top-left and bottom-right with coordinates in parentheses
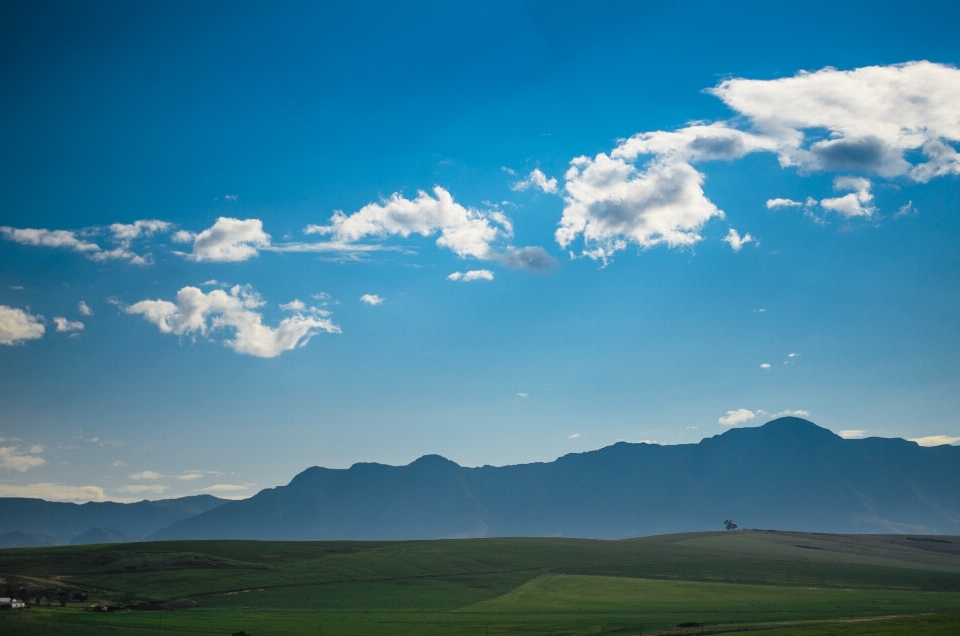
top-left (2, 531), bottom-right (960, 635)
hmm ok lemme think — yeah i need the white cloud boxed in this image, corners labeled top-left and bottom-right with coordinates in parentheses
top-left (839, 430), bottom-right (867, 439)
top-left (307, 186), bottom-right (505, 260)
top-left (720, 408), bottom-right (810, 427)
top-left (760, 363), bottom-right (771, 369)
top-left (201, 484), bottom-right (254, 500)
top-left (360, 294), bottom-right (384, 306)
top-left (279, 298), bottom-right (331, 316)
top-left (517, 393), bottom-right (528, 398)
top-left (820, 177), bottom-right (876, 218)
top-left (722, 228), bottom-right (754, 251)
top-left (109, 220), bottom-right (171, 242)
top-left (129, 470), bottom-right (163, 480)
top-left (447, 269), bottom-right (494, 282)
top-left (0, 227), bottom-right (101, 254)
top-left (177, 473), bottom-right (204, 481)
top-left (280, 299), bottom-right (306, 312)
top-left (203, 483), bottom-right (250, 491)
top-left (762, 409), bottom-right (811, 419)
top-left (53, 317), bottom-right (84, 333)
top-left (788, 353), bottom-right (800, 358)
top-left (269, 240), bottom-right (388, 256)
top-left (0, 483), bottom-right (105, 502)
top-left (719, 409), bottom-right (756, 426)
top-left (556, 124), bottom-right (777, 261)
top-left (0, 226), bottom-right (152, 264)
top-left (174, 217), bottom-right (271, 262)
top-left (304, 186), bottom-right (554, 269)
top-left (555, 62), bottom-right (960, 259)
top-left (201, 483), bottom-right (254, 499)
top-left (117, 484), bottom-right (168, 495)
top-left (125, 284), bottom-right (340, 358)
top-left (0, 446), bottom-right (46, 471)
top-left (895, 201), bottom-right (917, 218)
top-left (78, 301), bottom-right (93, 316)
top-left (910, 435), bottom-right (960, 447)
top-left (0, 305), bottom-right (45, 345)
top-left (766, 198), bottom-right (803, 209)
top-left (568, 433), bottom-right (580, 439)
top-left (112, 461), bottom-right (125, 467)
top-left (511, 169), bottom-right (559, 193)
top-left (710, 61), bottom-right (960, 180)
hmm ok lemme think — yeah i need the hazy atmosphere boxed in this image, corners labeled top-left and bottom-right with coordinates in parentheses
top-left (2, 0), bottom-right (960, 504)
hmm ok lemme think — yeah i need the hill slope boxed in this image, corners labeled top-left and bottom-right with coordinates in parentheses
top-left (152, 418), bottom-right (960, 540)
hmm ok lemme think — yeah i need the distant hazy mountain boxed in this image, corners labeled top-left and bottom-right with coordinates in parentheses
top-left (70, 526), bottom-right (143, 545)
top-left (0, 530), bottom-right (65, 549)
top-left (152, 418), bottom-right (960, 541)
top-left (0, 495), bottom-right (225, 546)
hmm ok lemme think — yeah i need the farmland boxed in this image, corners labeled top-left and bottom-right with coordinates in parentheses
top-left (2, 530), bottom-right (960, 634)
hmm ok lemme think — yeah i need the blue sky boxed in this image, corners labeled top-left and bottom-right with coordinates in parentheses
top-left (2, 0), bottom-right (960, 502)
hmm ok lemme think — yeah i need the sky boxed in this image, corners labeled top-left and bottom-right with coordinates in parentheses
top-left (2, 0), bottom-right (960, 503)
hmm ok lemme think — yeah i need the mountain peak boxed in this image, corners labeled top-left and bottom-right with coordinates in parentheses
top-left (760, 416), bottom-right (824, 430)
top-left (409, 454), bottom-right (461, 468)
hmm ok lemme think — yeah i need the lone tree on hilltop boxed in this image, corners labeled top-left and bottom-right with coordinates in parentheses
top-left (724, 519), bottom-right (738, 531)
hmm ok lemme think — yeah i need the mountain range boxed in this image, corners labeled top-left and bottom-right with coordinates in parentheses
top-left (4, 418), bottom-right (960, 547)
top-left (0, 494), bottom-right (224, 548)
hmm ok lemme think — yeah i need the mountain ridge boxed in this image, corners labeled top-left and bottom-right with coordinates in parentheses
top-left (0, 494), bottom-right (225, 547)
top-left (150, 418), bottom-right (960, 541)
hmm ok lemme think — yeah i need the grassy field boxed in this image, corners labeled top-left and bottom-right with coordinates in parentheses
top-left (1, 530), bottom-right (959, 634)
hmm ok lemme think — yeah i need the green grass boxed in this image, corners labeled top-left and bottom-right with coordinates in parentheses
top-left (2, 530), bottom-right (960, 634)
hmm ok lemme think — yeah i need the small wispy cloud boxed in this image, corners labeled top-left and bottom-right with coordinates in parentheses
top-left (909, 435), bottom-right (960, 447)
top-left (719, 409), bottom-right (756, 426)
top-left (78, 301), bottom-right (93, 316)
top-left (118, 484), bottom-right (168, 495)
top-left (360, 294), bottom-right (384, 306)
top-left (203, 483), bottom-right (251, 492)
top-left (279, 299), bottom-right (306, 311)
top-left (129, 470), bottom-right (163, 480)
top-left (53, 317), bottom-right (84, 333)
top-left (568, 433), bottom-right (580, 439)
top-left (768, 409), bottom-right (810, 418)
top-left (760, 363), bottom-right (771, 369)
top-left (838, 430), bottom-right (867, 439)
top-left (895, 201), bottom-right (917, 218)
top-left (0, 446), bottom-right (46, 471)
top-left (448, 269), bottom-right (494, 282)
top-left (510, 169), bottom-right (559, 194)
top-left (202, 483), bottom-right (255, 499)
top-left (177, 470), bottom-right (220, 481)
top-left (0, 483), bottom-right (105, 502)
top-left (766, 198), bottom-right (803, 209)
top-left (722, 228), bottom-right (754, 252)
top-left (719, 408), bottom-right (810, 427)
